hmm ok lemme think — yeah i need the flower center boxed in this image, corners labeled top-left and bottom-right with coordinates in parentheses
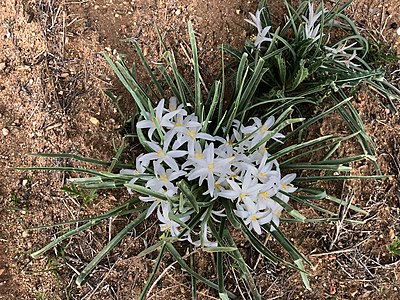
top-left (207, 163), bottom-right (215, 171)
top-left (157, 149), bottom-right (165, 157)
top-left (261, 125), bottom-right (269, 133)
top-left (239, 192), bottom-right (249, 200)
top-left (160, 175), bottom-right (168, 182)
top-left (259, 191), bottom-right (270, 200)
top-left (187, 129), bottom-right (197, 139)
top-left (259, 171), bottom-right (266, 178)
top-left (250, 215), bottom-right (258, 221)
top-left (281, 183), bottom-right (288, 190)
top-left (195, 152), bottom-right (203, 159)
top-left (160, 224), bottom-right (170, 231)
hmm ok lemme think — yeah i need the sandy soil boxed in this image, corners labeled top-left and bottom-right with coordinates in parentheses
top-left (0, 0), bottom-right (399, 299)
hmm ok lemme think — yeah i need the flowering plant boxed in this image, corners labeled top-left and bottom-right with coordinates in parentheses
top-left (122, 96), bottom-right (297, 242)
top-left (23, 2), bottom-right (391, 299)
top-left (226, 0), bottom-right (400, 175)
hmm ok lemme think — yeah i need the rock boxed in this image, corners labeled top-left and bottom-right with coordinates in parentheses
top-left (2, 128), bottom-right (9, 136)
top-left (89, 117), bottom-right (100, 125)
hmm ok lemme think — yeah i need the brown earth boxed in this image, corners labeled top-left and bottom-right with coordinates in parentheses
top-left (0, 0), bottom-right (400, 299)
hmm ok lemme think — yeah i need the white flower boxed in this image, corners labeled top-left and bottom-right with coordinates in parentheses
top-left (325, 42), bottom-right (360, 68)
top-left (139, 141), bottom-right (187, 171)
top-left (187, 143), bottom-right (233, 196)
top-left (163, 114), bottom-right (201, 149)
top-left (218, 171), bottom-right (262, 202)
top-left (235, 199), bottom-right (272, 235)
top-left (257, 182), bottom-right (279, 210)
top-left (146, 164), bottom-right (186, 191)
top-left (157, 204), bottom-right (190, 237)
top-left (174, 126), bottom-right (215, 155)
top-left (245, 9), bottom-right (273, 48)
top-left (140, 190), bottom-right (175, 218)
top-left (137, 98), bottom-right (181, 140)
top-left (241, 116), bottom-right (285, 147)
top-left (120, 154), bottom-right (149, 194)
top-left (188, 223), bottom-right (217, 248)
top-left (302, 1), bottom-right (326, 41)
top-left (336, 50), bottom-right (360, 68)
top-left (270, 202), bottom-right (284, 229)
top-left (276, 173), bottom-right (298, 203)
top-left (255, 154), bottom-right (280, 183)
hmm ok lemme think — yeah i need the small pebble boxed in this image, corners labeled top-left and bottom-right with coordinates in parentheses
top-left (2, 128), bottom-right (9, 136)
top-left (22, 231), bottom-right (29, 238)
top-left (397, 27), bottom-right (400, 36)
top-left (89, 117), bottom-right (100, 126)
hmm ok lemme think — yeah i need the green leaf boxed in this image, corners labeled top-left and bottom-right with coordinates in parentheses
top-left (139, 242), bottom-right (167, 300)
top-left (271, 196), bottom-right (306, 222)
top-left (202, 247), bottom-right (237, 253)
top-left (125, 183), bottom-right (177, 201)
top-left (177, 180), bottom-right (199, 213)
top-left (295, 259), bottom-right (311, 290)
top-left (76, 210), bottom-right (147, 286)
top-left (166, 243), bottom-right (237, 299)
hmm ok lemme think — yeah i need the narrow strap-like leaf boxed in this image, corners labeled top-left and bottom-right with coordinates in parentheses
top-left (76, 210), bottom-right (147, 286)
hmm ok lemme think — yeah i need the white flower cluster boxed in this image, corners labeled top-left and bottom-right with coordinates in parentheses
top-left (325, 42), bottom-right (360, 68)
top-left (246, 2), bottom-right (327, 47)
top-left (121, 97), bottom-right (297, 246)
top-left (302, 1), bottom-right (326, 41)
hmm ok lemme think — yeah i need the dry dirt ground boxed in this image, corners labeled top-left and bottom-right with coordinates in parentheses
top-left (0, 0), bottom-right (400, 299)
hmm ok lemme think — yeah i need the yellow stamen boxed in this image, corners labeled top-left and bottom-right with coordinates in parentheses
top-left (195, 152), bottom-right (204, 159)
top-left (160, 175), bottom-right (168, 182)
top-left (259, 171), bottom-right (266, 178)
top-left (250, 215), bottom-right (258, 221)
top-left (259, 191), bottom-right (270, 200)
top-left (239, 192), bottom-right (249, 199)
top-left (157, 149), bottom-right (165, 157)
top-left (207, 163), bottom-right (215, 171)
top-left (261, 125), bottom-right (269, 133)
top-left (188, 129), bottom-right (197, 139)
